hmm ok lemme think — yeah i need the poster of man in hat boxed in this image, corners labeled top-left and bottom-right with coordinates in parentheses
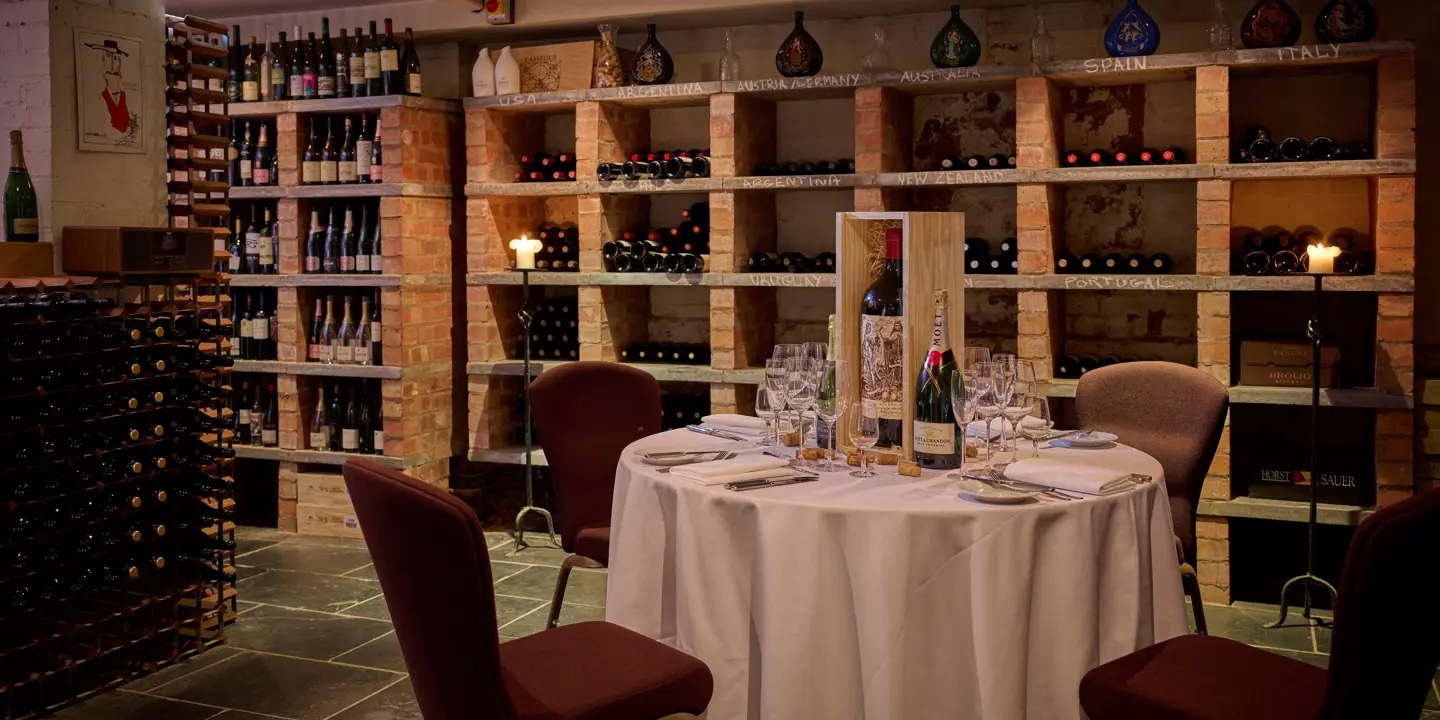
top-left (75, 29), bottom-right (143, 153)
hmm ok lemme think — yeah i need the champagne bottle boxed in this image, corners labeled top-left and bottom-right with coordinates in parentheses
top-left (402, 28), bottom-right (422, 95)
top-left (242, 36), bottom-right (261, 101)
top-left (310, 385), bottom-right (330, 450)
top-left (305, 208), bottom-right (323, 272)
top-left (370, 292), bottom-right (383, 364)
top-left (775, 11), bottom-right (822, 77)
top-left (355, 295), bottom-right (373, 366)
top-left (914, 290), bottom-right (959, 469)
top-left (862, 228), bottom-right (904, 448)
top-left (380, 19), bottom-right (402, 94)
top-left (319, 295), bottom-right (338, 363)
top-left (253, 124), bottom-right (271, 185)
top-left (308, 298), bottom-right (324, 361)
top-left (338, 117), bottom-right (357, 184)
top-left (6, 131), bottom-right (40, 242)
top-left (339, 206), bottom-right (356, 272)
top-left (336, 295), bottom-right (356, 364)
top-left (320, 117), bottom-right (339, 184)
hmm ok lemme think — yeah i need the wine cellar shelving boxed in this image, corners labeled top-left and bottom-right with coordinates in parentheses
top-left (226, 94), bottom-right (462, 531)
top-left (465, 40), bottom-right (1416, 605)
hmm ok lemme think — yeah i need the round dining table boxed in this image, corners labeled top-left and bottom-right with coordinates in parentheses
top-left (605, 430), bottom-right (1189, 720)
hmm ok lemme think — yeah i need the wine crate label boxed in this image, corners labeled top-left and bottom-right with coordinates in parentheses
top-left (297, 503), bottom-right (363, 539)
top-left (297, 472), bottom-right (349, 507)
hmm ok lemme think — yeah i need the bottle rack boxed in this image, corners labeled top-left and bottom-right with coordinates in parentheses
top-left (464, 41), bottom-right (1417, 605)
top-left (164, 14), bottom-right (232, 247)
top-left (227, 94), bottom-right (462, 530)
top-left (0, 275), bottom-right (237, 719)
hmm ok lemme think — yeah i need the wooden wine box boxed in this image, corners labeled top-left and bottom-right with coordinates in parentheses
top-left (1238, 340), bottom-right (1341, 388)
top-left (296, 471), bottom-right (363, 538)
top-left (0, 241), bottom-right (54, 278)
top-left (835, 212), bottom-right (966, 459)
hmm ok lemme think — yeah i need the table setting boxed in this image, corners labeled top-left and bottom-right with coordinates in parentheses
top-left (607, 343), bottom-right (1189, 720)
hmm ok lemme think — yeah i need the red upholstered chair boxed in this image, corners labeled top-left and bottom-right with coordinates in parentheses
top-left (529, 361), bottom-right (662, 630)
top-left (1075, 361), bottom-right (1229, 634)
top-left (1079, 489), bottom-right (1440, 720)
top-left (342, 459), bottom-right (713, 720)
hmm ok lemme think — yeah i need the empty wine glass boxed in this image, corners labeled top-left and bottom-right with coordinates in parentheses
top-left (948, 368), bottom-right (974, 473)
top-left (963, 346), bottom-right (990, 371)
top-left (802, 342), bottom-right (827, 362)
top-left (755, 387), bottom-right (778, 448)
top-left (784, 357), bottom-right (817, 450)
top-left (971, 362), bottom-right (1001, 469)
top-left (815, 359), bottom-right (849, 471)
top-left (764, 358), bottom-right (789, 440)
top-left (1018, 396), bottom-right (1054, 459)
top-left (850, 403), bottom-right (880, 478)
top-left (772, 344), bottom-right (802, 362)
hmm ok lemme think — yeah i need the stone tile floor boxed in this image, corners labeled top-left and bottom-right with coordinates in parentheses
top-left (52, 526), bottom-right (1440, 720)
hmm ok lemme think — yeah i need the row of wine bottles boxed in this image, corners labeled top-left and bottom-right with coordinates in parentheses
top-left (660, 392), bottom-right (709, 431)
top-left (1055, 355), bottom-right (1158, 380)
top-left (2, 345), bottom-right (231, 395)
top-left (3, 461), bottom-right (232, 521)
top-left (6, 408), bottom-right (227, 464)
top-left (306, 380), bottom-right (386, 455)
top-left (1055, 252), bottom-right (1174, 274)
top-left (8, 432), bottom-right (234, 477)
top-left (3, 529), bottom-right (235, 598)
top-left (227, 204), bottom-right (279, 275)
top-left (620, 342), bottom-right (712, 365)
top-left (964, 237), bottom-right (1017, 276)
top-left (1062, 148), bottom-right (1186, 168)
top-left (230, 289), bottom-right (277, 361)
top-left (530, 225), bottom-right (580, 272)
top-left (753, 159), bottom-right (857, 176)
top-left (1233, 127), bottom-right (1371, 164)
top-left (2, 377), bottom-right (230, 432)
top-left (524, 298), bottom-right (579, 361)
top-left (939, 154), bottom-right (1016, 171)
top-left (602, 203), bottom-right (711, 272)
top-left (301, 115), bottom-right (384, 185)
top-left (515, 152), bottom-right (577, 183)
top-left (747, 252), bottom-right (835, 273)
top-left (303, 201), bottom-right (385, 274)
top-left (226, 19), bottom-right (421, 103)
top-left (1235, 226), bottom-right (1368, 276)
top-left (229, 119), bottom-right (276, 187)
top-left (598, 157), bottom-right (711, 182)
top-left (2, 312), bottom-right (221, 361)
top-left (307, 293), bottom-right (384, 366)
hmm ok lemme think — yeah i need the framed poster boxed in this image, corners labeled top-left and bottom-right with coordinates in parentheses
top-left (75, 28), bottom-right (143, 153)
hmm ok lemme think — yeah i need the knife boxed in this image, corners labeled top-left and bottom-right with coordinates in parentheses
top-left (686, 425), bottom-right (747, 442)
top-left (726, 475), bottom-right (820, 491)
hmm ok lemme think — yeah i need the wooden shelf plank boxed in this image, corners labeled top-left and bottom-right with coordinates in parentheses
top-left (1043, 41), bottom-right (1414, 87)
top-left (465, 271), bottom-right (835, 288)
top-left (230, 182), bottom-right (452, 200)
top-left (229, 94), bottom-right (460, 118)
top-left (230, 274), bottom-right (403, 288)
top-left (1042, 379), bottom-right (1413, 409)
top-left (469, 447), bottom-right (549, 466)
top-left (233, 360), bottom-right (403, 379)
top-left (1214, 158), bottom-right (1416, 180)
top-left (232, 445), bottom-right (435, 469)
top-left (872, 170), bottom-right (1020, 188)
top-left (1198, 496), bottom-right (1373, 527)
top-left (1035, 164), bottom-right (1213, 184)
top-left (467, 360), bottom-right (765, 385)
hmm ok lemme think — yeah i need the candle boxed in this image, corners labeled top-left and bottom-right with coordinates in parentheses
top-left (510, 235), bottom-right (541, 269)
top-left (1306, 242), bottom-right (1340, 274)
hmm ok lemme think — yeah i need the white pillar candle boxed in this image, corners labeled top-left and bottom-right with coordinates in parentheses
top-left (510, 235), bottom-right (541, 269)
top-left (1306, 243), bottom-right (1340, 274)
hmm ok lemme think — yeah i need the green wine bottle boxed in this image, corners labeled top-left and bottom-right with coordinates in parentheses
top-left (914, 290), bottom-right (959, 469)
top-left (931, 5), bottom-right (982, 69)
top-left (4, 130), bottom-right (39, 242)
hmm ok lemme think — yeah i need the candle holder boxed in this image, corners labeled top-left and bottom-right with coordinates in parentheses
top-left (508, 266), bottom-right (559, 554)
top-left (1267, 271), bottom-right (1337, 628)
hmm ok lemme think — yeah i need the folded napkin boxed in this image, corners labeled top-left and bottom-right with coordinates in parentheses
top-left (669, 457), bottom-right (793, 486)
top-left (1004, 458), bottom-right (1133, 496)
top-left (701, 414), bottom-right (768, 432)
top-left (966, 418), bottom-right (1004, 440)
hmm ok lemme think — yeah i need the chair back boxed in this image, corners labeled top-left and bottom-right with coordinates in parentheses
top-left (1075, 361), bottom-right (1229, 559)
top-left (1321, 489), bottom-right (1440, 719)
top-left (529, 361), bottom-right (662, 552)
top-left (342, 459), bottom-right (517, 720)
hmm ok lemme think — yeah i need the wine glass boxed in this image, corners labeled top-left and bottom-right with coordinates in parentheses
top-left (1018, 396), bottom-right (1054, 459)
top-left (849, 404), bottom-right (880, 478)
top-left (971, 363), bottom-right (1002, 470)
top-left (962, 346), bottom-right (990, 371)
top-left (764, 358), bottom-right (789, 440)
top-left (784, 357), bottom-right (817, 451)
top-left (772, 344), bottom-right (802, 363)
top-left (991, 356), bottom-right (1018, 455)
top-left (755, 387), bottom-right (778, 449)
top-left (1000, 360), bottom-right (1037, 455)
top-left (947, 368), bottom-right (974, 473)
top-left (815, 359), bottom-right (849, 471)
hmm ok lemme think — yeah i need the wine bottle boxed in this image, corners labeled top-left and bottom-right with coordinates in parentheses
top-left (341, 384), bottom-right (361, 452)
top-left (338, 117), bottom-right (357, 184)
top-left (1102, 253), bottom-right (1125, 273)
top-left (253, 124), bottom-right (271, 186)
top-left (355, 295), bottom-right (373, 366)
top-left (332, 295), bottom-right (354, 364)
top-left (236, 123), bottom-right (254, 186)
top-left (931, 4), bottom-right (982, 68)
top-left (1088, 149), bottom-right (1114, 166)
top-left (355, 114), bottom-right (373, 183)
top-left (335, 28), bottom-right (350, 97)
top-left (369, 124), bottom-right (384, 182)
top-left (1242, 250), bottom-right (1272, 276)
top-left (1078, 356), bottom-right (1101, 375)
top-left (248, 383), bottom-right (264, 444)
top-left (316, 19), bottom-right (336, 97)
top-left (1159, 148), bottom-right (1186, 164)
top-left (1272, 249), bottom-right (1301, 274)
top-left (380, 19), bottom-right (402, 95)
top-left (1079, 253), bottom-right (1101, 273)
top-left (243, 206), bottom-right (261, 274)
top-left (5, 131), bottom-right (40, 242)
top-left (1124, 252), bottom-right (1147, 273)
top-left (1308, 136), bottom-right (1341, 161)
top-left (370, 292), bottom-right (383, 365)
top-left (227, 26), bottom-right (243, 101)
top-left (1104, 0), bottom-right (1161, 57)
top-left (913, 290), bottom-right (959, 468)
top-left (1149, 252), bottom-right (1173, 274)
top-left (355, 203), bottom-right (372, 273)
top-left (1248, 136), bottom-right (1277, 162)
top-left (268, 33), bottom-right (286, 100)
top-left (965, 154), bottom-right (986, 169)
top-left (349, 27), bottom-right (367, 97)
top-left (319, 295), bottom-right (338, 363)
top-left (1055, 252), bottom-right (1079, 273)
top-left (323, 205), bottom-right (341, 273)
top-left (302, 32), bottom-right (319, 98)
top-left (1241, 0), bottom-right (1301, 48)
top-left (365, 21), bottom-right (382, 96)
top-left (236, 380), bottom-right (253, 444)
top-left (1063, 150), bottom-right (1084, 167)
top-left (308, 298), bottom-right (324, 361)
top-left (288, 25), bottom-right (305, 98)
top-left (320, 117), bottom-right (339, 184)
top-left (302, 121), bottom-right (321, 184)
top-left (259, 207), bottom-right (276, 274)
top-left (1277, 137), bottom-right (1308, 162)
top-left (305, 208), bottom-right (323, 272)
top-left (253, 291), bottom-right (272, 359)
top-left (988, 153), bottom-right (1011, 169)
top-left (262, 385), bottom-right (279, 446)
top-left (776, 11), bottom-right (822, 77)
top-left (862, 228), bottom-right (904, 449)
top-left (1113, 150), bottom-right (1131, 166)
top-left (402, 28), bottom-right (422, 95)
top-left (242, 36), bottom-right (261, 101)
top-left (339, 207), bottom-right (356, 273)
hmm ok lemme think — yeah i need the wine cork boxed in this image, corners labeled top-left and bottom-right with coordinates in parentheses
top-left (898, 461), bottom-right (922, 477)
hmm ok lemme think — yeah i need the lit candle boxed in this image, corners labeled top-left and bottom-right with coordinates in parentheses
top-left (510, 235), bottom-right (541, 269)
top-left (1306, 242), bottom-right (1340, 274)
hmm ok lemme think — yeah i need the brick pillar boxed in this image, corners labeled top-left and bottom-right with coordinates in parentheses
top-left (711, 93), bottom-right (774, 178)
top-left (276, 198), bottom-right (301, 274)
top-left (466, 285), bottom-right (510, 363)
top-left (579, 286), bottom-right (646, 362)
top-left (466, 196), bottom-right (542, 272)
top-left (386, 106), bottom-right (456, 186)
top-left (1376, 55), bottom-right (1416, 160)
top-left (576, 101), bottom-right (649, 182)
top-left (1198, 292), bottom-right (1232, 504)
top-left (382, 197), bottom-right (452, 277)
top-left (1015, 77), bottom-right (1060, 169)
top-left (1196, 515), bottom-right (1230, 604)
top-left (467, 375), bottom-right (516, 451)
top-left (466, 107), bottom-right (543, 184)
top-left (1195, 66), bottom-right (1229, 164)
top-left (853, 188), bottom-right (911, 212)
top-left (276, 112), bottom-right (301, 186)
top-left (276, 373), bottom-right (300, 450)
top-left (710, 191), bottom-right (776, 272)
top-left (1376, 408), bottom-right (1414, 507)
top-left (1375, 178), bottom-right (1415, 276)
top-left (1196, 181), bottom-right (1231, 275)
top-left (1017, 291), bottom-right (1058, 381)
top-left (711, 383), bottom-right (757, 416)
top-left (278, 461), bottom-right (299, 532)
top-left (854, 86), bottom-right (912, 174)
top-left (578, 194), bottom-right (647, 272)
top-left (274, 286), bottom-right (304, 364)
top-left (711, 287), bottom-right (775, 371)
top-left (1016, 184), bottom-right (1058, 274)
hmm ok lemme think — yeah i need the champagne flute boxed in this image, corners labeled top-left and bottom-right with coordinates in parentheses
top-left (799, 343), bottom-right (826, 440)
top-left (849, 403), bottom-right (880, 478)
top-left (816, 359), bottom-right (848, 471)
top-left (1018, 396), bottom-right (1054, 459)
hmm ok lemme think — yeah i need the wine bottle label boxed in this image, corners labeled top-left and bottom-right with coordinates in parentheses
top-left (317, 76), bottom-right (336, 96)
top-left (338, 162), bottom-right (357, 183)
top-left (380, 49), bottom-right (399, 72)
top-left (302, 161), bottom-right (320, 183)
top-left (237, 159), bottom-right (252, 180)
top-left (228, 251), bottom-right (240, 271)
top-left (335, 345), bottom-right (353, 363)
top-left (262, 429), bottom-right (278, 444)
top-left (308, 342), bottom-right (320, 360)
top-left (369, 163), bottom-right (382, 182)
top-left (369, 254), bottom-right (382, 272)
top-left (238, 317), bottom-right (252, 339)
top-left (11, 218), bottom-right (38, 234)
top-left (349, 57), bottom-right (367, 83)
top-left (253, 167), bottom-right (271, 185)
top-left (342, 428), bottom-right (360, 451)
top-left (258, 239), bottom-right (274, 266)
top-left (289, 75), bottom-right (304, 96)
top-left (373, 430), bottom-right (384, 450)
top-left (634, 46), bottom-right (665, 83)
top-left (371, 321), bottom-right (381, 340)
top-left (319, 345), bottom-right (334, 362)
top-left (302, 73), bottom-right (317, 96)
top-left (355, 141), bottom-right (373, 171)
top-left (305, 256), bottom-right (320, 272)
top-left (309, 431), bottom-right (326, 449)
top-left (208, 78), bottom-right (224, 92)
top-left (321, 161), bottom-right (338, 183)
top-left (252, 320), bottom-right (269, 340)
top-left (241, 81), bottom-right (259, 101)
top-left (364, 53), bottom-right (380, 79)
top-left (239, 409), bottom-right (252, 424)
top-left (860, 315), bottom-right (904, 421)
top-left (356, 255), bottom-right (371, 273)
top-left (914, 421), bottom-right (956, 455)
top-left (407, 73), bottom-right (422, 94)
top-left (252, 417), bottom-right (264, 437)
top-left (341, 256), bottom-right (355, 272)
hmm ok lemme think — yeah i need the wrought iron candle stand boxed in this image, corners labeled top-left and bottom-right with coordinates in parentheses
top-left (1267, 272), bottom-right (1338, 628)
top-left (509, 267), bottom-right (559, 553)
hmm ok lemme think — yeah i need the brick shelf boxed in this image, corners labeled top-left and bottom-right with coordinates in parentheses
top-left (465, 38), bottom-right (1416, 608)
top-left (1197, 497), bottom-right (1373, 527)
top-left (229, 94), bottom-right (460, 117)
top-left (234, 445), bottom-right (430, 470)
top-left (468, 360), bottom-right (765, 385)
top-left (231, 274), bottom-right (404, 287)
top-left (231, 182), bottom-right (453, 199)
top-left (232, 360), bottom-right (404, 380)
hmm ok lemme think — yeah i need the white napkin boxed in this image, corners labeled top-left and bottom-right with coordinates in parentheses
top-left (701, 414), bottom-right (768, 432)
top-left (1004, 459), bottom-right (1133, 496)
top-left (669, 457), bottom-right (793, 486)
top-left (966, 418), bottom-right (1004, 440)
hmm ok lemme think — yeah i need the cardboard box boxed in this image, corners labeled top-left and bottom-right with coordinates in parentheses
top-left (297, 503), bottom-right (363, 540)
top-left (1238, 340), bottom-right (1340, 388)
top-left (296, 472), bottom-right (350, 508)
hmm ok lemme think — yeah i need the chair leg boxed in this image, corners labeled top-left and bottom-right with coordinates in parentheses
top-left (1181, 564), bottom-right (1208, 635)
top-left (546, 557), bottom-right (579, 631)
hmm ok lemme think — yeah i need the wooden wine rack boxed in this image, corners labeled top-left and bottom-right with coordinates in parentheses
top-left (465, 41), bottom-right (1415, 605)
top-left (228, 94), bottom-right (463, 531)
top-left (164, 15), bottom-right (232, 246)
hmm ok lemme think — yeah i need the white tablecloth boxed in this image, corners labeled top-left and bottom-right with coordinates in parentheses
top-left (606, 430), bottom-right (1188, 720)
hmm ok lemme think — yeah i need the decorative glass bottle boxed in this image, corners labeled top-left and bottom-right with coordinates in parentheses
top-left (930, 5), bottom-right (982, 68)
top-left (630, 24), bottom-right (674, 86)
top-left (862, 22), bottom-right (894, 74)
top-left (1105, 0), bottom-right (1161, 57)
top-left (719, 28), bottom-right (741, 82)
top-left (1209, 0), bottom-right (1234, 50)
top-left (1315, 0), bottom-right (1377, 44)
top-left (594, 24), bottom-right (624, 88)
top-left (1031, 9), bottom-right (1054, 72)
top-left (775, 11), bottom-right (822, 78)
top-left (1240, 0), bottom-right (1301, 48)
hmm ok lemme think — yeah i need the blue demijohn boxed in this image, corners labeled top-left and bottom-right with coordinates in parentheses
top-left (1105, 0), bottom-right (1161, 57)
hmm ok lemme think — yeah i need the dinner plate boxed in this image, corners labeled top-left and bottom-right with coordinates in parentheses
top-left (1049, 431), bottom-right (1118, 448)
top-left (637, 449), bottom-right (728, 466)
top-left (954, 477), bottom-right (1041, 504)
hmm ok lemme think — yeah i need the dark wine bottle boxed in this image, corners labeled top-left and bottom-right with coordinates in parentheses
top-left (1055, 252), bottom-right (1080, 273)
top-left (1113, 150), bottom-right (1130, 166)
top-left (861, 228), bottom-right (904, 449)
top-left (1159, 148), bottom-right (1186, 164)
top-left (775, 11), bottom-right (822, 77)
top-left (930, 4), bottom-right (982, 69)
top-left (1308, 136), bottom-right (1341, 161)
top-left (380, 19), bottom-right (403, 95)
top-left (1062, 150), bottom-right (1084, 168)
top-left (1057, 355), bottom-right (1082, 379)
top-left (1079, 253), bottom-right (1102, 273)
top-left (1277, 137), bottom-right (1308, 162)
top-left (1102, 253), bottom-right (1125, 273)
top-left (631, 24), bottom-right (674, 85)
top-left (1124, 252), bottom-right (1147, 273)
top-left (913, 290), bottom-right (958, 468)
top-left (402, 28), bottom-right (422, 95)
top-left (1243, 250), bottom-right (1272, 276)
top-left (1241, 0), bottom-right (1302, 48)
top-left (1248, 137), bottom-right (1277, 163)
top-left (1149, 253), bottom-right (1173, 274)
top-left (1088, 149), bottom-right (1114, 166)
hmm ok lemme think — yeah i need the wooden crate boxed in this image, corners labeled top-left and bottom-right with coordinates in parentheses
top-left (297, 503), bottom-right (364, 539)
top-left (506, 42), bottom-right (596, 93)
top-left (0, 241), bottom-right (54, 277)
top-left (296, 471), bottom-right (351, 507)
